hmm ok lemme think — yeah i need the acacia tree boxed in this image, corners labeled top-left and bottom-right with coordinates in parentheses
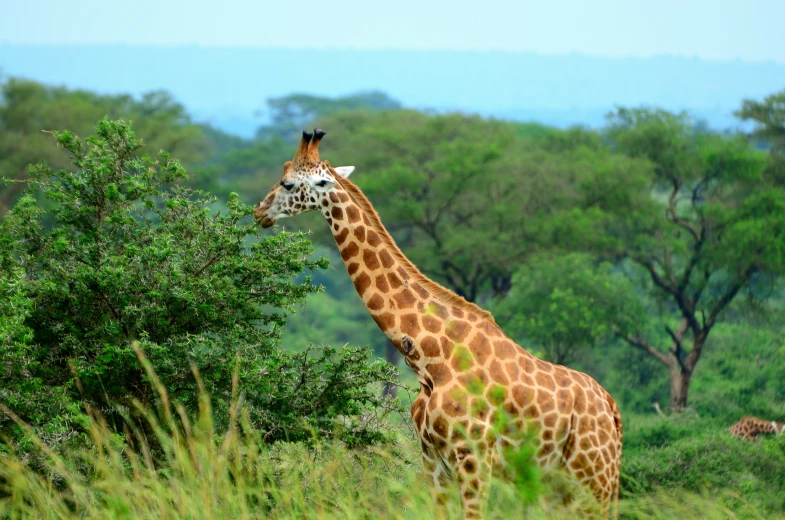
top-left (564, 107), bottom-right (785, 410)
top-left (495, 253), bottom-right (643, 366)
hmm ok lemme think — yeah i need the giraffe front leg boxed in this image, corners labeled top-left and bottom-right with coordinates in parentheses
top-left (454, 446), bottom-right (492, 520)
top-left (422, 452), bottom-right (451, 520)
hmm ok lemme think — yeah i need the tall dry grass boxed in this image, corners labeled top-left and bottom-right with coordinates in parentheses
top-left (0, 345), bottom-right (777, 520)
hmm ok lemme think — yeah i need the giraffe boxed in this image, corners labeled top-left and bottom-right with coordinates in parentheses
top-left (253, 130), bottom-right (623, 519)
top-left (729, 416), bottom-right (785, 441)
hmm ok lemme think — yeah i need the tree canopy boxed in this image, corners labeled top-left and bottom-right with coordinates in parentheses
top-left (257, 91), bottom-right (402, 141)
top-left (495, 253), bottom-right (644, 365)
top-left (3, 76), bottom-right (785, 424)
top-left (0, 78), bottom-right (210, 213)
top-left (736, 87), bottom-right (785, 184)
top-left (552, 107), bottom-right (784, 409)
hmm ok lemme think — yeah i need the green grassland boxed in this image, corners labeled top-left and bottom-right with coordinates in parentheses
top-left (2, 371), bottom-right (784, 520)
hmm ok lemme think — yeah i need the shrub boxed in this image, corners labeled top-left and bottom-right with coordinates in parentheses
top-left (622, 422), bottom-right (785, 514)
top-left (0, 119), bottom-right (399, 454)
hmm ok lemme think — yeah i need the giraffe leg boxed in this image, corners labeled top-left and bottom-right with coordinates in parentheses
top-left (455, 447), bottom-right (492, 520)
top-left (422, 452), bottom-right (451, 520)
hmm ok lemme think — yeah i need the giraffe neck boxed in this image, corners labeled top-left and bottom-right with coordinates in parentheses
top-left (320, 176), bottom-right (507, 374)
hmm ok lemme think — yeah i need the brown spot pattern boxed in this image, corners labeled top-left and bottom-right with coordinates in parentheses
top-left (341, 241), bottom-right (359, 260)
top-left (353, 272), bottom-right (371, 297)
top-left (367, 230), bottom-right (382, 247)
top-left (346, 205), bottom-right (361, 223)
top-left (362, 249), bottom-right (380, 270)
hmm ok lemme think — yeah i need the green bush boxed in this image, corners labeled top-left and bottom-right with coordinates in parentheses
top-left (621, 413), bottom-right (707, 452)
top-left (622, 419), bottom-right (785, 514)
top-left (687, 322), bottom-right (785, 422)
top-left (0, 119), bottom-right (399, 454)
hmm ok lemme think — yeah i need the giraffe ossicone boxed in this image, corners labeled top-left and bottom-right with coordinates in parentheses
top-left (254, 130), bottom-right (623, 519)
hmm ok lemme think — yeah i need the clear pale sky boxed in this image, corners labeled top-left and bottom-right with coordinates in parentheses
top-left (2, 0), bottom-right (784, 63)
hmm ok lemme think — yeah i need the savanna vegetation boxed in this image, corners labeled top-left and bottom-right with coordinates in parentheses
top-left (1, 76), bottom-right (785, 518)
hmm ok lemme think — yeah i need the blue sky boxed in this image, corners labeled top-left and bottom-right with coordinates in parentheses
top-left (2, 0), bottom-right (784, 63)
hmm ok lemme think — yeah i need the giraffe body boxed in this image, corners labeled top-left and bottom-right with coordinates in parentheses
top-left (254, 130), bottom-right (623, 519)
top-left (729, 416), bottom-right (785, 441)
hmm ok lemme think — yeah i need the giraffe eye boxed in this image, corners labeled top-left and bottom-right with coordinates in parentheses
top-left (281, 181), bottom-right (294, 191)
top-left (316, 180), bottom-right (328, 188)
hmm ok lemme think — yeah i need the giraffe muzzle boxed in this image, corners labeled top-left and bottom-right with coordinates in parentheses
top-left (253, 201), bottom-right (276, 228)
top-left (260, 216), bottom-right (275, 228)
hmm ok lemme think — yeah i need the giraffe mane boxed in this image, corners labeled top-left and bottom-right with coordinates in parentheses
top-left (333, 172), bottom-right (498, 326)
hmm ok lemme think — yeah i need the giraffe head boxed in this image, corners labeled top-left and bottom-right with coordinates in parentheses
top-left (253, 129), bottom-right (354, 227)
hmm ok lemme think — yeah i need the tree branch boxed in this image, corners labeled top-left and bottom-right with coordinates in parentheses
top-left (682, 266), bottom-right (756, 372)
top-left (662, 248), bottom-right (678, 287)
top-left (664, 323), bottom-right (687, 372)
top-left (633, 256), bottom-right (678, 297)
top-left (616, 331), bottom-right (672, 367)
top-left (677, 233), bottom-right (704, 295)
top-left (705, 266), bottom-right (756, 330)
top-left (194, 254), bottom-right (221, 277)
top-left (635, 255), bottom-right (703, 337)
top-left (690, 268), bottom-right (711, 310)
top-left (666, 177), bottom-right (700, 242)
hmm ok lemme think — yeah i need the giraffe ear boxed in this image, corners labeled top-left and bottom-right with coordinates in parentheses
top-left (334, 166), bottom-right (355, 178)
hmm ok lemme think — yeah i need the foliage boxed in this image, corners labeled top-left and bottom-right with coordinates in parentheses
top-left (250, 343), bottom-right (401, 446)
top-left (258, 91), bottom-right (402, 141)
top-left (622, 421), bottom-right (785, 514)
top-left (555, 107), bottom-right (783, 409)
top-left (191, 133), bottom-right (292, 199)
top-left (0, 77), bottom-right (214, 213)
top-left (296, 110), bottom-right (645, 301)
top-left (0, 119), bottom-right (399, 453)
top-left (0, 257), bottom-right (78, 455)
top-left (685, 322), bottom-right (785, 421)
top-left (580, 318), bottom-right (785, 420)
top-left (495, 253), bottom-right (644, 365)
top-left (736, 88), bottom-right (785, 183)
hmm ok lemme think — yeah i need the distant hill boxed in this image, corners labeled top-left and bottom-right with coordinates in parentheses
top-left (1, 45), bottom-right (783, 137)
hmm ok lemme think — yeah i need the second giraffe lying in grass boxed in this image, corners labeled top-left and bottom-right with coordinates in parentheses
top-left (729, 416), bottom-right (785, 441)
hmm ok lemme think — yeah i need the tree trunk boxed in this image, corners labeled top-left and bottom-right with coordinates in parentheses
top-left (382, 340), bottom-right (399, 399)
top-left (668, 364), bottom-right (692, 412)
top-left (670, 334), bottom-right (709, 411)
top-left (620, 319), bottom-right (710, 412)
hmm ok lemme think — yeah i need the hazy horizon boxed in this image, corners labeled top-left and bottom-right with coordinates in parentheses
top-left (3, 42), bottom-right (784, 64)
top-left (3, 44), bottom-right (783, 137)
